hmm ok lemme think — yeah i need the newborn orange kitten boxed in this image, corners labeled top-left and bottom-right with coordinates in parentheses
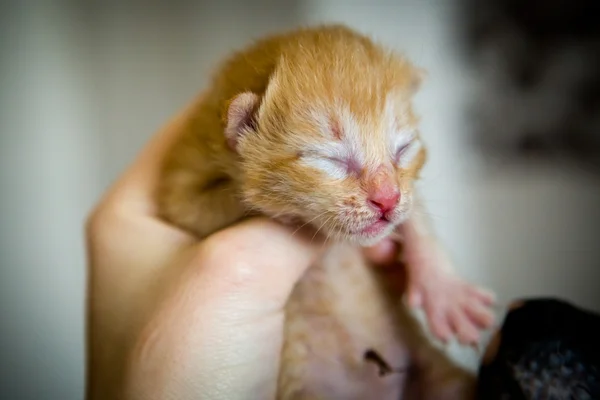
top-left (157, 24), bottom-right (495, 399)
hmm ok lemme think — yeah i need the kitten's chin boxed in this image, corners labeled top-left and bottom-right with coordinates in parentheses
top-left (335, 222), bottom-right (397, 247)
top-left (353, 229), bottom-right (395, 247)
top-left (271, 213), bottom-right (399, 247)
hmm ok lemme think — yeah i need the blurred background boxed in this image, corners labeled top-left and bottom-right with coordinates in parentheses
top-left (1, 0), bottom-right (599, 399)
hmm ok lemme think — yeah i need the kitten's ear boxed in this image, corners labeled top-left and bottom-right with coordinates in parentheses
top-left (223, 92), bottom-right (261, 151)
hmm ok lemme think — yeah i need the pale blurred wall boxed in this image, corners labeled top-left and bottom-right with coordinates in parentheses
top-left (0, 1), bottom-right (304, 399)
top-left (1, 1), bottom-right (599, 399)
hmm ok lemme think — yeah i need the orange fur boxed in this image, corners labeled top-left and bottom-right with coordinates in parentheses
top-left (156, 24), bottom-right (475, 399)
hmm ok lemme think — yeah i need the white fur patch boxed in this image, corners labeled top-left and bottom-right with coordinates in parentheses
top-left (300, 155), bottom-right (348, 180)
top-left (299, 104), bottom-right (367, 180)
top-left (390, 127), bottom-right (416, 152)
top-left (384, 94), bottom-right (420, 167)
top-left (300, 140), bottom-right (355, 180)
top-left (336, 104), bottom-right (366, 165)
top-left (299, 98), bottom-right (422, 179)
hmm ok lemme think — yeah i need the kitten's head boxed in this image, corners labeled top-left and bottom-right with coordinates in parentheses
top-left (223, 51), bottom-right (426, 246)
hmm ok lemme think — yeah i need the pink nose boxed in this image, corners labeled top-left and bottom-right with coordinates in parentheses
top-left (368, 191), bottom-right (400, 214)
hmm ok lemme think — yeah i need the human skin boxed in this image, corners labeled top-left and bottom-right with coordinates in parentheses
top-left (84, 102), bottom-right (400, 400)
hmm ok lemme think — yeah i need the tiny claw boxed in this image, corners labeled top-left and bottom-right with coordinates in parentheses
top-left (450, 312), bottom-right (480, 346)
top-left (467, 340), bottom-right (480, 351)
top-left (429, 314), bottom-right (452, 344)
top-left (437, 331), bottom-right (451, 345)
top-left (465, 303), bottom-right (496, 329)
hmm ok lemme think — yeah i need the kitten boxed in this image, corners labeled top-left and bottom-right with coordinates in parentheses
top-left (156, 24), bottom-right (495, 399)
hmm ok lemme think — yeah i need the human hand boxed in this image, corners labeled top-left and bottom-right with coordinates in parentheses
top-left (84, 102), bottom-right (399, 400)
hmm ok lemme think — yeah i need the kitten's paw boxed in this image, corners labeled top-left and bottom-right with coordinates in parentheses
top-left (407, 275), bottom-right (496, 345)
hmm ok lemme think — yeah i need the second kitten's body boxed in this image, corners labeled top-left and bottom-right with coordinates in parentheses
top-left (280, 243), bottom-right (474, 399)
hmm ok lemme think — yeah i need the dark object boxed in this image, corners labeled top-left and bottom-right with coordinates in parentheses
top-left (476, 298), bottom-right (600, 399)
top-left (363, 349), bottom-right (407, 377)
top-left (458, 0), bottom-right (600, 169)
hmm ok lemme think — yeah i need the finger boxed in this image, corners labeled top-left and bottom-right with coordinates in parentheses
top-left (363, 238), bottom-right (398, 266)
top-left (425, 305), bottom-right (452, 343)
top-left (464, 302), bottom-right (496, 330)
top-left (430, 316), bottom-right (452, 344)
top-left (449, 309), bottom-right (480, 346)
top-left (468, 285), bottom-right (496, 306)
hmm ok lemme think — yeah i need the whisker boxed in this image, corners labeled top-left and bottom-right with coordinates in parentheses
top-left (290, 210), bottom-right (329, 239)
top-left (322, 229), bottom-right (332, 251)
top-left (311, 215), bottom-right (334, 245)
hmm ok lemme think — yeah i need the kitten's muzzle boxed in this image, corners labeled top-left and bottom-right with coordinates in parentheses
top-left (364, 165), bottom-right (401, 217)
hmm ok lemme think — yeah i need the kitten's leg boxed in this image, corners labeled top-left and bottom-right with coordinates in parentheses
top-left (398, 194), bottom-right (496, 345)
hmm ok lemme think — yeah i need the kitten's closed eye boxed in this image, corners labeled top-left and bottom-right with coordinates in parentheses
top-left (394, 143), bottom-right (411, 161)
top-left (303, 155), bottom-right (361, 180)
top-left (299, 147), bottom-right (361, 180)
top-left (324, 156), bottom-right (348, 169)
top-left (327, 156), bottom-right (361, 175)
top-left (394, 139), bottom-right (421, 167)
